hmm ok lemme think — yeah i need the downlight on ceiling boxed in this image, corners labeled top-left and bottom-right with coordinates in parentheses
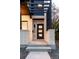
top-left (38, 4), bottom-right (43, 7)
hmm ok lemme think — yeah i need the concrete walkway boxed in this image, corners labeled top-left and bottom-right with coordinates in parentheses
top-left (25, 52), bottom-right (51, 59)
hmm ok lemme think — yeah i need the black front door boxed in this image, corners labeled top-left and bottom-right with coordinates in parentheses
top-left (37, 24), bottom-right (44, 39)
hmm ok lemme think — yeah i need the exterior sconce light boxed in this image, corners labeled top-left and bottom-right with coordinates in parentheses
top-left (34, 24), bottom-right (35, 28)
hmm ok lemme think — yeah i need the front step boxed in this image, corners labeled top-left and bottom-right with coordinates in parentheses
top-left (26, 45), bottom-right (52, 52)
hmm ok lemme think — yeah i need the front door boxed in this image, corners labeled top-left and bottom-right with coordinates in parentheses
top-left (37, 24), bottom-right (44, 39)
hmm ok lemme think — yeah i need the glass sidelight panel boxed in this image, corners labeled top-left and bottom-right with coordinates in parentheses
top-left (38, 30), bottom-right (42, 32)
top-left (39, 25), bottom-right (42, 28)
top-left (39, 34), bottom-right (42, 37)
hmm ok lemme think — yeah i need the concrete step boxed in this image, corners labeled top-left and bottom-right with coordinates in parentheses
top-left (26, 46), bottom-right (52, 52)
top-left (21, 44), bottom-right (56, 50)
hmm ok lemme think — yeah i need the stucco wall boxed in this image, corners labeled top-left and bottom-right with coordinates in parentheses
top-left (20, 30), bottom-right (29, 45)
top-left (44, 13), bottom-right (48, 43)
top-left (21, 15), bottom-right (32, 43)
top-left (47, 29), bottom-right (56, 49)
